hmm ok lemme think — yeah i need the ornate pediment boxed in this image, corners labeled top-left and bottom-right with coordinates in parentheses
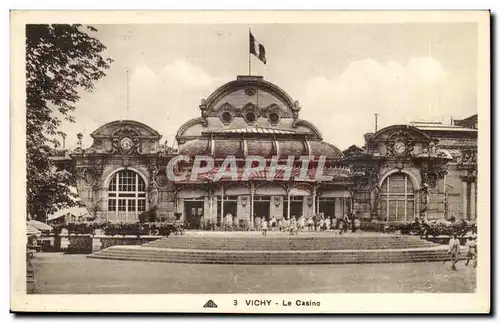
top-left (87, 120), bottom-right (162, 155)
top-left (367, 125), bottom-right (433, 159)
top-left (369, 125), bottom-right (431, 144)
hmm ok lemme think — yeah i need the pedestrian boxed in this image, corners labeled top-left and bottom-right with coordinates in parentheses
top-left (261, 218), bottom-right (268, 236)
top-left (282, 217), bottom-right (289, 233)
top-left (465, 236), bottom-right (477, 268)
top-left (338, 218), bottom-right (344, 235)
top-left (289, 216), bottom-right (298, 235)
top-left (269, 216), bottom-right (277, 231)
top-left (227, 213), bottom-right (233, 231)
top-left (331, 216), bottom-right (337, 231)
top-left (325, 216), bottom-right (331, 231)
top-left (342, 213), bottom-right (350, 234)
top-left (319, 216), bottom-right (325, 232)
top-left (448, 234), bottom-right (461, 271)
top-left (299, 215), bottom-right (305, 232)
top-left (354, 216), bottom-right (361, 233)
top-left (306, 217), bottom-right (314, 232)
top-left (351, 213), bottom-right (357, 233)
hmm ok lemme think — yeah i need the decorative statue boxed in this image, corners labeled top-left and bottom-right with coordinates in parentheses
top-left (429, 141), bottom-right (437, 156)
top-left (94, 200), bottom-right (101, 217)
top-left (149, 180), bottom-right (159, 208)
top-left (420, 183), bottom-right (430, 211)
top-left (77, 133), bottom-right (83, 148)
top-left (372, 184), bottom-right (381, 214)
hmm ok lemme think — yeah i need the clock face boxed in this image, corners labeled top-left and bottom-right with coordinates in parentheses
top-left (394, 141), bottom-right (406, 155)
top-left (120, 137), bottom-right (133, 150)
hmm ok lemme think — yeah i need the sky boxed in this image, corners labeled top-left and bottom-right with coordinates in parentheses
top-left (58, 23), bottom-right (478, 151)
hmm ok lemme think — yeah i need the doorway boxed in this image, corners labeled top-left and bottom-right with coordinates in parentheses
top-left (253, 196), bottom-right (271, 221)
top-left (283, 196), bottom-right (303, 219)
top-left (184, 201), bottom-right (204, 229)
top-left (290, 202), bottom-right (302, 219)
top-left (217, 196), bottom-right (238, 225)
top-left (319, 197), bottom-right (336, 219)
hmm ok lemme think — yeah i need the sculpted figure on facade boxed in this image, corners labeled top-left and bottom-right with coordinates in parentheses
top-left (149, 180), bottom-right (159, 208)
top-left (420, 183), bottom-right (430, 214)
top-left (429, 141), bottom-right (437, 156)
top-left (372, 184), bottom-right (381, 217)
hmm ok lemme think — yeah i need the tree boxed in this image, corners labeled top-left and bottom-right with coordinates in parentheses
top-left (26, 24), bottom-right (113, 221)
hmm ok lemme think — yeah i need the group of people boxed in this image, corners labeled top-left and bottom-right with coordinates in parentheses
top-left (261, 216), bottom-right (299, 235)
top-left (260, 213), bottom-right (361, 235)
top-left (448, 233), bottom-right (478, 271)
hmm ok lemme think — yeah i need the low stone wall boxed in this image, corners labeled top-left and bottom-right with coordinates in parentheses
top-left (66, 235), bottom-right (93, 254)
top-left (99, 236), bottom-right (160, 250)
top-left (63, 235), bottom-right (161, 254)
top-left (427, 235), bottom-right (471, 245)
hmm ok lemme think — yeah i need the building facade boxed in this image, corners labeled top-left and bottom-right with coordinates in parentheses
top-left (343, 118), bottom-right (477, 222)
top-left (52, 76), bottom-right (478, 226)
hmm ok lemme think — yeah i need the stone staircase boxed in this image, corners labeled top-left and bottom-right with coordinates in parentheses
top-left (89, 233), bottom-right (462, 265)
top-left (142, 234), bottom-right (438, 251)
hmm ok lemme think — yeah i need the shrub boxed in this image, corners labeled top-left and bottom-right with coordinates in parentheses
top-left (359, 219), bottom-right (476, 237)
top-left (138, 207), bottom-right (157, 223)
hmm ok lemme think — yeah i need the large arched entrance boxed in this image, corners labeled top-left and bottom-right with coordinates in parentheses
top-left (107, 169), bottom-right (147, 222)
top-left (379, 172), bottom-right (416, 222)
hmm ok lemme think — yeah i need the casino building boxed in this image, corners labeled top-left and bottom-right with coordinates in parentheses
top-left (53, 75), bottom-right (478, 227)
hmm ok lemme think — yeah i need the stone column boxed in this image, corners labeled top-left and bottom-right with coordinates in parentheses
top-left (335, 198), bottom-right (342, 219)
top-left (250, 183), bottom-right (255, 228)
top-left (312, 189), bottom-right (317, 215)
top-left (461, 181), bottom-right (468, 220)
top-left (470, 181), bottom-right (476, 221)
top-left (287, 191), bottom-right (291, 220)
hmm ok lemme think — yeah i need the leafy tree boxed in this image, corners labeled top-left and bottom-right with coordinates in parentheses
top-left (26, 24), bottom-right (113, 221)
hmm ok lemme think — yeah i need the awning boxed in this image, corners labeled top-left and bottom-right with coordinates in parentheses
top-left (224, 185), bottom-right (251, 196)
top-left (177, 188), bottom-right (206, 199)
top-left (288, 187), bottom-right (310, 196)
top-left (319, 190), bottom-right (351, 198)
top-left (28, 220), bottom-right (53, 232)
top-left (48, 206), bottom-right (90, 220)
top-left (255, 185), bottom-right (287, 196)
top-left (26, 223), bottom-right (42, 236)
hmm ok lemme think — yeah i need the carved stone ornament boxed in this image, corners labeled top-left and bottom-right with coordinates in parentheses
top-left (148, 160), bottom-right (158, 177)
top-left (385, 130), bottom-right (416, 158)
top-left (244, 87), bottom-right (256, 96)
top-left (421, 162), bottom-right (448, 189)
top-left (241, 196), bottom-right (248, 207)
top-left (274, 196), bottom-right (281, 207)
top-left (199, 98), bottom-right (208, 117)
top-left (76, 166), bottom-right (102, 189)
top-left (459, 149), bottom-right (477, 164)
top-left (109, 126), bottom-right (142, 155)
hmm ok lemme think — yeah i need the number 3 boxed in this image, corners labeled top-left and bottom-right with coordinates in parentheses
top-left (233, 300), bottom-right (238, 306)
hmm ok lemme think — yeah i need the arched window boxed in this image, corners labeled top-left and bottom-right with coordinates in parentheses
top-left (380, 173), bottom-right (415, 222)
top-left (107, 170), bottom-right (146, 219)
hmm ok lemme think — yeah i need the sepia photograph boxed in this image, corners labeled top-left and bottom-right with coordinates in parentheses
top-left (10, 10), bottom-right (490, 313)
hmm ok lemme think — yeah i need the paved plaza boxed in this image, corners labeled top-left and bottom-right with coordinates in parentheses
top-left (31, 252), bottom-right (476, 294)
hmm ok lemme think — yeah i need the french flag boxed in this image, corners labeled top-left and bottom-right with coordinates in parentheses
top-left (249, 31), bottom-right (267, 64)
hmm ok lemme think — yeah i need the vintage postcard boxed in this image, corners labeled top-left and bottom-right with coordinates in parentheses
top-left (10, 10), bottom-right (490, 313)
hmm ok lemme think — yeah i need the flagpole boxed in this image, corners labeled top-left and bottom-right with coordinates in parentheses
top-left (248, 28), bottom-right (251, 76)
